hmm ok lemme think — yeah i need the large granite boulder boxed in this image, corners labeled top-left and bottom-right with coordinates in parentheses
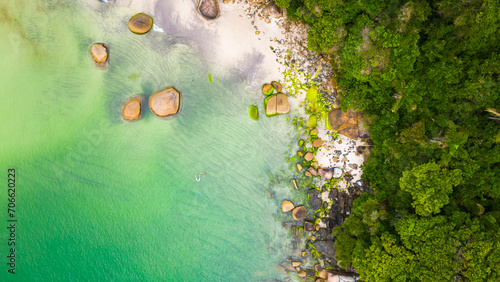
top-left (265, 2), bottom-right (282, 18)
top-left (264, 93), bottom-right (290, 116)
top-left (197, 0), bottom-right (220, 20)
top-left (292, 206), bottom-right (306, 220)
top-left (308, 189), bottom-right (321, 210)
top-left (128, 13), bottom-right (153, 34)
top-left (122, 96), bottom-right (142, 121)
top-left (328, 108), bottom-right (358, 139)
top-left (149, 87), bottom-right (181, 118)
top-left (90, 43), bottom-right (108, 67)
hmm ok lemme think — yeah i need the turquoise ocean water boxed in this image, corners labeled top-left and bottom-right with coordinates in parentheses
top-left (0, 0), bottom-right (295, 280)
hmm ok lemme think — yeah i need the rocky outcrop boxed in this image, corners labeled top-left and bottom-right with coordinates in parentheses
top-left (90, 43), bottom-right (108, 67)
top-left (292, 206), bottom-right (306, 220)
top-left (308, 189), bottom-right (321, 210)
top-left (149, 87), bottom-right (181, 118)
top-left (281, 200), bottom-right (294, 213)
top-left (122, 96), bottom-right (143, 121)
top-left (197, 0), bottom-right (220, 20)
top-left (128, 13), bottom-right (153, 34)
top-left (265, 2), bottom-right (282, 18)
top-left (328, 108), bottom-right (371, 139)
top-left (264, 93), bottom-right (290, 116)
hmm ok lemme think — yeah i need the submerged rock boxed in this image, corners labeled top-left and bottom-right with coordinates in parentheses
top-left (128, 13), bottom-right (153, 34)
top-left (281, 200), bottom-right (295, 213)
top-left (90, 43), bottom-right (108, 67)
top-left (122, 96), bottom-right (142, 121)
top-left (292, 206), bottom-right (307, 220)
top-left (197, 0), bottom-right (220, 20)
top-left (149, 87), bottom-right (181, 118)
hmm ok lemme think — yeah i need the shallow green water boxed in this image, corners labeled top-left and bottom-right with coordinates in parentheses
top-left (0, 0), bottom-right (293, 280)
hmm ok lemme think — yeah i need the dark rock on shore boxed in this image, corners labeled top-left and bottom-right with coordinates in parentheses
top-left (304, 221), bottom-right (314, 232)
top-left (308, 189), bottom-right (321, 210)
top-left (313, 240), bottom-right (336, 258)
top-left (197, 0), bottom-right (220, 20)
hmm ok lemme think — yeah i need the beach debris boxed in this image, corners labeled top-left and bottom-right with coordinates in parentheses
top-left (122, 96), bottom-right (143, 121)
top-left (197, 0), bottom-right (220, 20)
top-left (292, 205), bottom-right (306, 220)
top-left (128, 13), bottom-right (153, 34)
top-left (90, 43), bottom-right (108, 68)
top-left (149, 87), bottom-right (181, 118)
top-left (262, 83), bottom-right (274, 95)
top-left (281, 200), bottom-right (295, 212)
top-left (291, 179), bottom-right (299, 190)
top-left (248, 105), bottom-right (259, 121)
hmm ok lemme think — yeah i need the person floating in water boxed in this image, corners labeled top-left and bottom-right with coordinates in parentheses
top-left (195, 172), bottom-right (206, 181)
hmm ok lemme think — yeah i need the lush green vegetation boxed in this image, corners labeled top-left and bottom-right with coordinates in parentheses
top-left (276, 0), bottom-right (500, 280)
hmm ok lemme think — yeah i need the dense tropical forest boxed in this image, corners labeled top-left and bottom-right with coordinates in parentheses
top-left (275, 0), bottom-right (500, 280)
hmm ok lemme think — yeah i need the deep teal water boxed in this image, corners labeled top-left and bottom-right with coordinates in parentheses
top-left (0, 0), bottom-right (294, 280)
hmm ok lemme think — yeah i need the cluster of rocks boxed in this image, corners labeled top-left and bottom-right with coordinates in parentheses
top-left (277, 181), bottom-right (366, 280)
top-left (89, 12), bottom-right (181, 122)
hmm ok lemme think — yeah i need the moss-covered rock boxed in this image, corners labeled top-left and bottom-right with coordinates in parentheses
top-left (262, 83), bottom-right (274, 95)
top-left (248, 105), bottom-right (259, 121)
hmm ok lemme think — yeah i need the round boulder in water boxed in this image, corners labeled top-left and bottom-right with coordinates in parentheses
top-left (281, 200), bottom-right (295, 213)
top-left (292, 205), bottom-right (306, 220)
top-left (90, 43), bottom-right (108, 67)
top-left (122, 96), bottom-right (142, 121)
top-left (149, 87), bottom-right (181, 118)
top-left (128, 13), bottom-right (153, 34)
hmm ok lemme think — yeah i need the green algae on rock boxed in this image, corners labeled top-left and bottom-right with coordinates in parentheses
top-left (262, 83), bottom-right (274, 95)
top-left (128, 13), bottom-right (153, 34)
top-left (248, 105), bottom-right (259, 121)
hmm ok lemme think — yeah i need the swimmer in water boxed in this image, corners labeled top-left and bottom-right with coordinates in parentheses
top-left (201, 172), bottom-right (206, 177)
top-left (195, 175), bottom-right (201, 181)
